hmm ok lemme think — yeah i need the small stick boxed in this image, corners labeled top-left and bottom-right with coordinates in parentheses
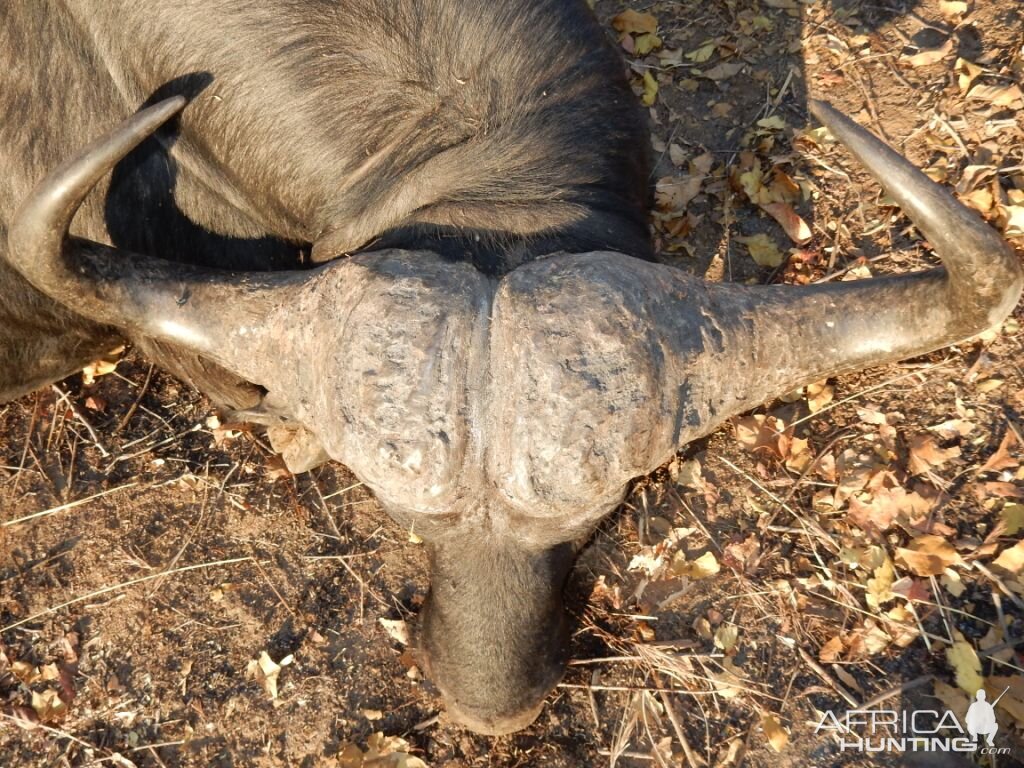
top-left (797, 647), bottom-right (860, 708)
top-left (974, 561), bottom-right (1024, 611)
top-left (51, 384), bottom-right (109, 457)
top-left (586, 668), bottom-right (601, 730)
top-left (115, 363), bottom-right (154, 434)
top-left (1, 556), bottom-right (253, 633)
top-left (251, 555), bottom-right (298, 620)
top-left (655, 674), bottom-right (706, 767)
top-left (11, 393), bottom-right (42, 495)
top-left (858, 675), bottom-right (932, 710)
top-left (2, 482), bottom-right (139, 527)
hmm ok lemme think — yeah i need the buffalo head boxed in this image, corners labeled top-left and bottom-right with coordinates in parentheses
top-left (7, 97), bottom-right (1022, 734)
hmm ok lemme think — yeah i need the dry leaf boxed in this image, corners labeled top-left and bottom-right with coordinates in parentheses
top-left (247, 651), bottom-right (293, 701)
top-left (702, 61), bottom-right (744, 81)
top-left (934, 679), bottom-right (971, 722)
top-left (714, 625), bottom-right (739, 652)
top-left (761, 202), bottom-right (812, 244)
top-left (896, 535), bottom-right (962, 577)
top-left (82, 358), bottom-right (118, 385)
top-left (612, 9), bottom-right (658, 35)
top-left (672, 550), bottom-right (720, 579)
top-left (686, 41), bottom-right (717, 63)
top-left (819, 636), bottom-right (844, 663)
top-left (761, 712), bottom-right (789, 752)
top-left (954, 58), bottom-right (984, 92)
top-left (710, 659), bottom-right (745, 699)
top-left (968, 83), bottom-right (1024, 107)
top-left (737, 234), bottom-right (784, 267)
top-left (993, 540), bottom-right (1024, 574)
top-left (939, 0), bottom-right (969, 17)
top-left (941, 569), bottom-right (966, 598)
top-left (655, 175), bottom-right (703, 211)
top-left (735, 414), bottom-right (790, 456)
top-left (806, 381), bottom-right (834, 413)
top-left (641, 71), bottom-right (658, 106)
top-left (902, 39), bottom-right (954, 67)
top-left (908, 434), bottom-right (961, 474)
top-left (981, 430), bottom-right (1020, 473)
top-left (31, 689), bottom-right (67, 722)
top-left (866, 558), bottom-right (895, 610)
top-left (946, 633), bottom-right (983, 694)
top-left (378, 618), bottom-right (410, 646)
top-left (999, 503), bottom-right (1024, 537)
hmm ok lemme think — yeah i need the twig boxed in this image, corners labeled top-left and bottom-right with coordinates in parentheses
top-left (859, 675), bottom-right (933, 710)
top-left (2, 482), bottom-right (139, 527)
top-left (11, 393), bottom-right (42, 495)
top-left (0, 556), bottom-right (253, 633)
top-left (974, 561), bottom-right (1024, 611)
top-left (251, 555), bottom-right (298, 620)
top-left (655, 674), bottom-right (706, 767)
top-left (105, 423), bottom-right (203, 472)
top-left (114, 364), bottom-right (154, 434)
top-left (797, 647), bottom-right (860, 708)
top-left (51, 385), bottom-right (110, 457)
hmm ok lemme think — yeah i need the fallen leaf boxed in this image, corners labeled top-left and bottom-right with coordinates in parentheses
top-left (710, 659), bottom-right (745, 699)
top-left (866, 559), bottom-right (895, 610)
top-left (756, 115), bottom-right (787, 131)
top-left (702, 61), bottom-right (744, 81)
top-left (634, 33), bottom-right (662, 55)
top-left (941, 569), bottom-right (966, 598)
top-left (946, 633), bottom-right (983, 694)
top-left (954, 58), bottom-right (984, 92)
top-left (985, 676), bottom-right (1024, 727)
top-left (901, 39), bottom-right (954, 68)
top-left (82, 358), bottom-right (118, 386)
top-left (896, 535), bottom-right (963, 577)
top-left (672, 550), bottom-right (720, 579)
top-left (939, 0), bottom-right (969, 18)
top-left (722, 536), bottom-right (761, 574)
top-left (968, 83), bottom-right (1024, 107)
top-left (378, 618), bottom-right (410, 646)
top-left (641, 71), bottom-right (658, 106)
top-left (31, 689), bottom-right (67, 722)
top-left (655, 175), bottom-right (703, 211)
top-left (686, 41), bottom-right (718, 63)
top-left (737, 234), bottom-right (784, 267)
top-left (934, 679), bottom-right (971, 722)
top-left (908, 434), bottom-right (961, 474)
top-left (928, 419), bottom-right (975, 439)
top-left (1002, 205), bottom-right (1024, 238)
top-left (612, 9), bottom-right (658, 35)
top-left (981, 430), bottom-right (1019, 473)
top-left (714, 625), bottom-right (739, 652)
top-left (761, 202), bottom-right (812, 244)
top-left (993, 540), bottom-right (1024, 574)
top-left (999, 503), bottom-right (1024, 537)
top-left (247, 651), bottom-right (293, 701)
top-left (761, 712), bottom-right (789, 752)
top-left (819, 636), bottom-right (844, 663)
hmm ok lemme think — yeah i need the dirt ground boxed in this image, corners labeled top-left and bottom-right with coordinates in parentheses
top-left (2, 0), bottom-right (1024, 766)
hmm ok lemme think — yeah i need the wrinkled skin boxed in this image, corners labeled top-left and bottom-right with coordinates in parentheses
top-left (2, 2), bottom-right (1023, 736)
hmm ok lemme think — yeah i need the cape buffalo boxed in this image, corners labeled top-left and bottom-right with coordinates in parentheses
top-left (2, 0), bottom-right (1020, 735)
